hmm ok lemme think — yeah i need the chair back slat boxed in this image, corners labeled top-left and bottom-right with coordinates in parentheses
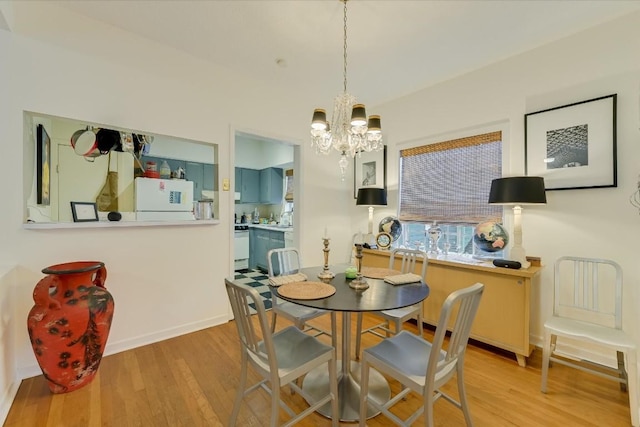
top-left (554, 256), bottom-right (622, 329)
top-left (225, 278), bottom-right (276, 369)
top-left (389, 248), bottom-right (428, 280)
top-left (428, 283), bottom-right (484, 378)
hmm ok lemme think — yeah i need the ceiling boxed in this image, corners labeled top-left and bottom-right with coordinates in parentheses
top-left (31, 1), bottom-right (640, 107)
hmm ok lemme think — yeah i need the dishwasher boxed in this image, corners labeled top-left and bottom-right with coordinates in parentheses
top-left (234, 225), bottom-right (250, 270)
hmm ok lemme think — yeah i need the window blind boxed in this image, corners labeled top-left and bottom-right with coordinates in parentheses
top-left (399, 131), bottom-right (503, 224)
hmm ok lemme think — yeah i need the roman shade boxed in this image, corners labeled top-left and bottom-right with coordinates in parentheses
top-left (399, 131), bottom-right (502, 224)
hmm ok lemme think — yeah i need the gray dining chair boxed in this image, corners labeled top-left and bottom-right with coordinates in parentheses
top-left (225, 278), bottom-right (339, 426)
top-left (359, 282), bottom-right (484, 427)
top-left (355, 248), bottom-right (428, 359)
top-left (267, 247), bottom-right (337, 347)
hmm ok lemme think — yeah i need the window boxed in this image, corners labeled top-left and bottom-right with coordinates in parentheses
top-left (397, 131), bottom-right (503, 256)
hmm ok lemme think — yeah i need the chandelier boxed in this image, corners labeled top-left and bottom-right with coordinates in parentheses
top-left (310, 0), bottom-right (383, 180)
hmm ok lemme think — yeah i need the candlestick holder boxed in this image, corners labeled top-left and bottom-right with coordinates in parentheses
top-left (317, 237), bottom-right (336, 280)
top-left (349, 243), bottom-right (369, 290)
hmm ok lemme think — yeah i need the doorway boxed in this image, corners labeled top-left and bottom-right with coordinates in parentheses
top-left (232, 130), bottom-right (300, 274)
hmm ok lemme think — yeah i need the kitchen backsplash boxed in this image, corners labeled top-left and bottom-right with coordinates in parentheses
top-left (235, 203), bottom-right (285, 223)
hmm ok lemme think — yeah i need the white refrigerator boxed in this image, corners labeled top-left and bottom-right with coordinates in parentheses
top-left (135, 177), bottom-right (194, 221)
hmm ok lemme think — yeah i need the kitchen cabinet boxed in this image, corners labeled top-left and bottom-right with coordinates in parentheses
top-left (259, 167), bottom-right (283, 204)
top-left (184, 162), bottom-right (215, 201)
top-left (237, 167), bottom-right (260, 204)
top-left (250, 227), bottom-right (285, 272)
top-left (362, 249), bottom-right (541, 367)
top-left (185, 161), bottom-right (203, 200)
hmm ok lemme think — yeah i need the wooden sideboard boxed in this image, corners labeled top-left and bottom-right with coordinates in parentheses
top-left (361, 249), bottom-right (541, 367)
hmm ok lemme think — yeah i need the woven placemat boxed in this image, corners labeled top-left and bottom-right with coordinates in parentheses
top-left (361, 267), bottom-right (402, 279)
top-left (277, 281), bottom-right (336, 300)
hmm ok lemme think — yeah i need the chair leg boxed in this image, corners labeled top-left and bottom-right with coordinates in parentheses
top-left (331, 312), bottom-right (338, 349)
top-left (618, 351), bottom-right (628, 392)
top-left (385, 319), bottom-right (392, 337)
top-left (625, 350), bottom-right (639, 427)
top-left (270, 311), bottom-right (278, 333)
top-left (230, 351), bottom-right (248, 426)
top-left (359, 356), bottom-right (370, 427)
top-left (417, 310), bottom-right (424, 337)
top-left (540, 329), bottom-right (552, 393)
top-left (270, 378), bottom-right (280, 427)
top-left (328, 356), bottom-right (339, 427)
top-left (355, 312), bottom-right (363, 361)
top-left (457, 362), bottom-right (474, 426)
top-left (424, 390), bottom-right (436, 427)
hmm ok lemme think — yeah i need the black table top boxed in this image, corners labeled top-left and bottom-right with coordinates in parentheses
top-left (273, 265), bottom-right (429, 312)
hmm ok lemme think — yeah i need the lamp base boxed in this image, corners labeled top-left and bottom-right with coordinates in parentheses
top-left (509, 245), bottom-right (530, 269)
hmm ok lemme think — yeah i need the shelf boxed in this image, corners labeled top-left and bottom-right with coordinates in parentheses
top-left (23, 219), bottom-right (220, 230)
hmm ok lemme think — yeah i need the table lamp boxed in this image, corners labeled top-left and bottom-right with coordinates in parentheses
top-left (356, 188), bottom-right (387, 246)
top-left (488, 176), bottom-right (546, 269)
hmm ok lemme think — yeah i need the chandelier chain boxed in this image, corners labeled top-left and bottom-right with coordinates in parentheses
top-left (343, 0), bottom-right (348, 94)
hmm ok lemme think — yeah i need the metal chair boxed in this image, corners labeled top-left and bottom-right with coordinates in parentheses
top-left (355, 248), bottom-right (428, 359)
top-left (358, 282), bottom-right (484, 427)
top-left (267, 248), bottom-right (337, 347)
top-left (541, 256), bottom-right (638, 427)
top-left (225, 278), bottom-right (339, 426)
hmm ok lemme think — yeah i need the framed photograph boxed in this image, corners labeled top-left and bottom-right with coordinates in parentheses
top-left (70, 202), bottom-right (99, 222)
top-left (36, 124), bottom-right (51, 205)
top-left (354, 146), bottom-right (387, 198)
top-left (525, 94), bottom-right (616, 190)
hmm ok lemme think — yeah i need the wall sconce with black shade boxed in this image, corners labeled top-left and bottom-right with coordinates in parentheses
top-left (489, 176), bottom-right (546, 269)
top-left (356, 188), bottom-right (387, 246)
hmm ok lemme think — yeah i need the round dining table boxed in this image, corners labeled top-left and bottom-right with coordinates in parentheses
top-left (273, 264), bottom-right (429, 422)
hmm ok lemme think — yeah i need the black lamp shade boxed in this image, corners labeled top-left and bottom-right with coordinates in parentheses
top-left (489, 176), bottom-right (546, 205)
top-left (356, 188), bottom-right (387, 206)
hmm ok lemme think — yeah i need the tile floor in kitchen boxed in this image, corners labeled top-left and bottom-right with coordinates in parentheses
top-left (233, 269), bottom-right (272, 312)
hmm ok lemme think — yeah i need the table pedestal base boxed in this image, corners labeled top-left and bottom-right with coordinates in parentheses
top-left (302, 360), bottom-right (390, 422)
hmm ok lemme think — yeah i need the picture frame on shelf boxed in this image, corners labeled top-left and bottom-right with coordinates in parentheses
top-left (525, 94), bottom-right (616, 190)
top-left (354, 146), bottom-right (387, 199)
top-left (70, 202), bottom-right (99, 222)
top-left (36, 124), bottom-right (51, 205)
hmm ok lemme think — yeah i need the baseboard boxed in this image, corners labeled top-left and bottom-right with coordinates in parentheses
top-left (17, 314), bottom-right (230, 380)
top-left (0, 379), bottom-right (21, 426)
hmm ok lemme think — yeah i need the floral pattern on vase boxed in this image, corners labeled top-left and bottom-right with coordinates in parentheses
top-left (27, 261), bottom-right (115, 393)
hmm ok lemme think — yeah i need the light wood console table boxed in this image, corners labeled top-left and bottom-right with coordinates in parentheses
top-left (362, 249), bottom-right (541, 367)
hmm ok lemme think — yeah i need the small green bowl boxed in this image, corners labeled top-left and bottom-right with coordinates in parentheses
top-left (345, 267), bottom-right (358, 279)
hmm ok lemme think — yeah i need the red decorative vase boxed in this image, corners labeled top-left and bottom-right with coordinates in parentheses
top-left (27, 261), bottom-right (115, 393)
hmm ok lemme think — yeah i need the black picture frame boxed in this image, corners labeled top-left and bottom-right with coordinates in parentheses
top-left (525, 94), bottom-right (617, 190)
top-left (36, 124), bottom-right (51, 205)
top-left (353, 146), bottom-right (387, 199)
top-left (70, 202), bottom-right (99, 222)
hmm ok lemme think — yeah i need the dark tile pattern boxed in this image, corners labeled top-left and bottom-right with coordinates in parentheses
top-left (233, 269), bottom-right (272, 313)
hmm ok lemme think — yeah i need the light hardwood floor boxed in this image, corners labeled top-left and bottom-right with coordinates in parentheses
top-left (5, 312), bottom-right (633, 426)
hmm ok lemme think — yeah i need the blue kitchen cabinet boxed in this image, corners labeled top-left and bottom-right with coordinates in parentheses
top-left (259, 167), bottom-right (284, 204)
top-left (185, 161), bottom-right (203, 201)
top-left (251, 228), bottom-right (285, 272)
top-left (240, 168), bottom-right (260, 203)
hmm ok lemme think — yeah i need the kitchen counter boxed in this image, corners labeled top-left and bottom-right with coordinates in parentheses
top-left (248, 224), bottom-right (293, 233)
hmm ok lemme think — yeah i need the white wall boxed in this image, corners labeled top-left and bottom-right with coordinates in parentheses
top-left (368, 11), bottom-right (640, 365)
top-left (5, 1), bottom-right (640, 423)
top-left (0, 2), bottom-right (352, 420)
